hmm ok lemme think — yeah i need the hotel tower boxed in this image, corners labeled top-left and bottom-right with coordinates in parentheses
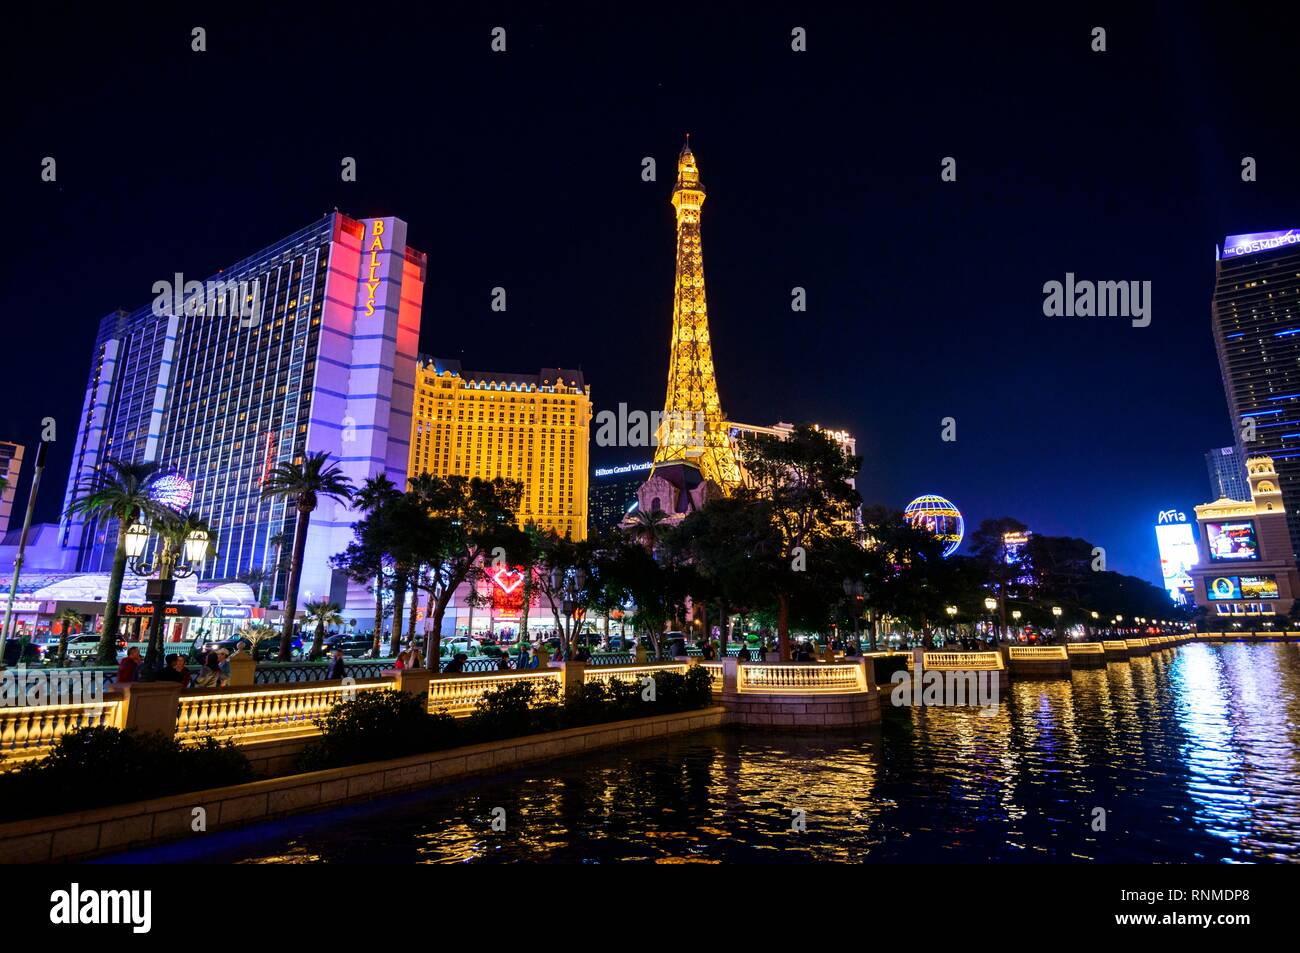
top-left (61, 212), bottom-right (425, 616)
top-left (1212, 230), bottom-right (1300, 558)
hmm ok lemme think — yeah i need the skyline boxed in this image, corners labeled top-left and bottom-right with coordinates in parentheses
top-left (6, 6), bottom-right (1300, 586)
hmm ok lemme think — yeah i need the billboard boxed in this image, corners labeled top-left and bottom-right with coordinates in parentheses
top-left (1206, 521), bottom-right (1260, 561)
top-left (1154, 520), bottom-right (1198, 603)
top-left (1207, 574), bottom-right (1279, 601)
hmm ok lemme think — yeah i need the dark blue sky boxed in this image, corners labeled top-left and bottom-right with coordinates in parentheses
top-left (4, 3), bottom-right (1298, 585)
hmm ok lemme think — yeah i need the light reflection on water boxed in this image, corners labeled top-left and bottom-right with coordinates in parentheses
top-left (99, 643), bottom-right (1300, 864)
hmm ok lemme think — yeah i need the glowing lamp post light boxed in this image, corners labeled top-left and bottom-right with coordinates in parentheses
top-left (1011, 609), bottom-right (1022, 640)
top-left (983, 596), bottom-right (997, 644)
top-left (945, 605), bottom-right (957, 642)
top-left (127, 519), bottom-right (210, 670)
top-left (1051, 606), bottom-right (1063, 643)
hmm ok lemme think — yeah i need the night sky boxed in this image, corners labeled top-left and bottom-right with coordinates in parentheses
top-left (5, 3), bottom-right (1299, 585)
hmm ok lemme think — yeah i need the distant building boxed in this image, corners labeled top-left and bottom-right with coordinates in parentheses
top-left (1190, 456), bottom-right (1300, 619)
top-left (728, 421), bottom-right (858, 489)
top-left (0, 442), bottom-right (22, 535)
top-left (1211, 230), bottom-right (1300, 557)
top-left (589, 462), bottom-right (652, 534)
top-left (409, 357), bottom-right (592, 541)
top-left (1206, 446), bottom-right (1250, 502)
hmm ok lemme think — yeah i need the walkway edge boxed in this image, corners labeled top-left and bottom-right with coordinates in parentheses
top-left (0, 705), bottom-right (726, 863)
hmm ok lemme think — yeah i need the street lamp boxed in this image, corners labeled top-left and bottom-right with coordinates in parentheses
top-left (945, 605), bottom-right (957, 644)
top-left (983, 596), bottom-right (997, 644)
top-left (1011, 609), bottom-right (1022, 641)
top-left (1051, 606), bottom-right (1063, 644)
top-left (127, 519), bottom-right (210, 670)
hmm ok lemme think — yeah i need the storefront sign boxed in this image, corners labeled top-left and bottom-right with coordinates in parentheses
top-left (120, 603), bottom-right (205, 617)
top-left (211, 605), bottom-right (252, 619)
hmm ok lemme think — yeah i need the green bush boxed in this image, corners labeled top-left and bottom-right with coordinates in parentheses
top-left (0, 726), bottom-right (253, 821)
top-left (298, 689), bottom-right (460, 772)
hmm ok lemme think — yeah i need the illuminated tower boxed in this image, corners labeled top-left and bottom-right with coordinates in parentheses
top-left (653, 138), bottom-right (741, 490)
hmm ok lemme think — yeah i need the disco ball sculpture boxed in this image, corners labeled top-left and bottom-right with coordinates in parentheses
top-left (147, 472), bottom-right (195, 512)
top-left (904, 494), bottom-right (964, 557)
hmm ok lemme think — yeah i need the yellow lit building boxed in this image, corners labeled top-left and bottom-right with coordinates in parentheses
top-left (408, 356), bottom-right (591, 540)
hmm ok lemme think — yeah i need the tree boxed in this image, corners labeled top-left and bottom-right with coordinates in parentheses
top-left (237, 568), bottom-right (272, 608)
top-left (969, 516), bottom-right (1030, 640)
top-left (54, 609), bottom-right (81, 666)
top-left (351, 474), bottom-right (401, 655)
top-left (64, 459), bottom-right (161, 664)
top-left (302, 599), bottom-right (343, 661)
top-left (672, 495), bottom-right (781, 654)
top-left (404, 475), bottom-right (524, 666)
top-left (261, 452), bottom-right (354, 660)
top-left (737, 425), bottom-right (862, 660)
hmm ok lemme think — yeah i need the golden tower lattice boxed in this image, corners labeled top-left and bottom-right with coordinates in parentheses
top-left (653, 138), bottom-right (742, 489)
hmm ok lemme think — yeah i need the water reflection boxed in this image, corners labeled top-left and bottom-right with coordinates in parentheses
top-left (99, 643), bottom-right (1300, 864)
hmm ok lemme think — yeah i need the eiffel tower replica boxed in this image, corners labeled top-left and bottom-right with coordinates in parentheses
top-left (631, 138), bottom-right (742, 524)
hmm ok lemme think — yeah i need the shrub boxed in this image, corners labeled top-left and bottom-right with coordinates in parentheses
top-left (464, 678), bottom-right (560, 741)
top-left (0, 726), bottom-right (253, 821)
top-left (298, 689), bottom-right (459, 772)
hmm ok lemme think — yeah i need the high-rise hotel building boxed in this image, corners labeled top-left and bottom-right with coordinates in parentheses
top-left (1212, 229), bottom-right (1300, 558)
top-left (409, 357), bottom-right (591, 540)
top-left (0, 442), bottom-right (24, 536)
top-left (61, 212), bottom-right (424, 614)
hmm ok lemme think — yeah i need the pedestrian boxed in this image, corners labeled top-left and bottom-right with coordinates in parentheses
top-left (156, 653), bottom-right (190, 686)
top-left (443, 652), bottom-right (467, 674)
top-left (116, 646), bottom-right (142, 684)
top-left (407, 643), bottom-right (424, 669)
top-left (217, 647), bottom-right (232, 681)
top-left (194, 651), bottom-right (225, 687)
top-left (327, 649), bottom-right (346, 680)
top-left (496, 654), bottom-right (511, 671)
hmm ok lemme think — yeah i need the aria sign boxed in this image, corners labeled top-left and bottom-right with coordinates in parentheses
top-left (1156, 508), bottom-right (1187, 525)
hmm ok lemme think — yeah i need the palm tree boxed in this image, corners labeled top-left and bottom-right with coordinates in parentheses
top-left (237, 568), bottom-right (272, 607)
top-left (302, 598), bottom-right (343, 661)
top-left (261, 452), bottom-right (354, 660)
top-left (144, 510), bottom-right (215, 667)
top-left (64, 459), bottom-right (161, 664)
top-left (627, 507), bottom-right (671, 553)
top-left (353, 474), bottom-right (400, 654)
top-left (54, 609), bottom-right (81, 666)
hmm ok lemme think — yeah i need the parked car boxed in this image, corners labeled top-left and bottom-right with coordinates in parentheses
top-left (321, 632), bottom-right (376, 658)
top-left (198, 633), bottom-right (303, 660)
top-left (63, 634), bottom-right (119, 662)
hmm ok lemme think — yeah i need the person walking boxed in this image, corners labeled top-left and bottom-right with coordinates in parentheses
top-left (194, 651), bottom-right (225, 687)
top-left (326, 649), bottom-right (346, 680)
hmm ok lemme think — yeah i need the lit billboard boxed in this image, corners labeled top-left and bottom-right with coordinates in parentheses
top-left (1206, 574), bottom-right (1279, 601)
top-left (1206, 521), bottom-right (1260, 561)
top-left (1154, 516), bottom-right (1198, 603)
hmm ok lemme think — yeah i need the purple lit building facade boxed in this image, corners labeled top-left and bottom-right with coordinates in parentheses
top-left (60, 213), bottom-right (424, 620)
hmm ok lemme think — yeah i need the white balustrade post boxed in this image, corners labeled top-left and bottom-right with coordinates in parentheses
top-left (721, 656), bottom-right (738, 694)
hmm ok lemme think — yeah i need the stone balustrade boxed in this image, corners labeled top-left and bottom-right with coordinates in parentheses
top-left (425, 669), bottom-right (563, 716)
top-left (738, 662), bottom-right (868, 694)
top-left (176, 679), bottom-right (391, 743)
top-left (0, 698), bottom-right (122, 762)
top-left (583, 663), bottom-right (689, 687)
top-left (905, 652), bottom-right (1004, 671)
top-left (1007, 646), bottom-right (1068, 660)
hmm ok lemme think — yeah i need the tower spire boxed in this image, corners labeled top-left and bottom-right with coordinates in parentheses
top-left (654, 139), bottom-right (741, 488)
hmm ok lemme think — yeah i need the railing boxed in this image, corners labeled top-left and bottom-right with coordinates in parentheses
top-left (1102, 640), bottom-right (1128, 651)
top-left (699, 661), bottom-right (723, 692)
top-left (583, 663), bottom-right (688, 686)
top-left (1067, 642), bottom-right (1105, 654)
top-left (0, 698), bottom-right (122, 760)
top-left (254, 661), bottom-right (391, 684)
top-left (1124, 638), bottom-right (1150, 649)
top-left (587, 652), bottom-right (634, 666)
top-left (1008, 646), bottom-right (1068, 660)
top-left (426, 669), bottom-right (562, 716)
top-left (175, 679), bottom-right (390, 743)
top-left (439, 656), bottom-right (507, 674)
top-left (739, 662), bottom-right (868, 694)
top-left (905, 652), bottom-right (1003, 671)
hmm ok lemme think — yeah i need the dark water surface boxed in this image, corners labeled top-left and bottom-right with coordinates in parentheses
top-left (98, 642), bottom-right (1300, 863)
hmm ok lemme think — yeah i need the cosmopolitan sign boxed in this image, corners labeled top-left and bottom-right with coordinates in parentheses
top-left (1222, 229), bottom-right (1300, 259)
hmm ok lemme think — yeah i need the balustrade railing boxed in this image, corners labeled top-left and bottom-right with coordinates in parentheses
top-left (1067, 642), bottom-right (1105, 654)
top-left (0, 698), bottom-right (121, 760)
top-left (175, 679), bottom-right (389, 743)
top-left (905, 652), bottom-right (1003, 671)
top-left (739, 663), bottom-right (867, 694)
top-left (426, 669), bottom-right (562, 716)
top-left (583, 663), bottom-right (689, 687)
top-left (254, 661), bottom-right (391, 684)
top-left (1007, 646), bottom-right (1069, 660)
